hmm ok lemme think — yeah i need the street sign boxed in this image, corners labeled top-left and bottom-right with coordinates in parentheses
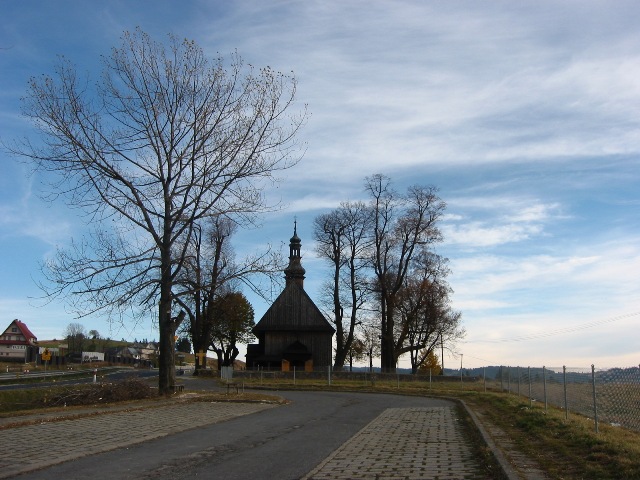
top-left (41, 348), bottom-right (52, 362)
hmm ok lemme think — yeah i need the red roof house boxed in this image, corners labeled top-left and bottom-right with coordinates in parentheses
top-left (0, 319), bottom-right (38, 361)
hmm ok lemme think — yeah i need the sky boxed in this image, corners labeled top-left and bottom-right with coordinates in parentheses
top-left (1, 1), bottom-right (639, 370)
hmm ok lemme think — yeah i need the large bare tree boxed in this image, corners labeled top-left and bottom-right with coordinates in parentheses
top-left (366, 174), bottom-right (446, 373)
top-left (13, 29), bottom-right (306, 394)
top-left (313, 201), bottom-right (372, 371)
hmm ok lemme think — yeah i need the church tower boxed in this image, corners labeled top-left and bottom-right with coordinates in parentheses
top-left (283, 221), bottom-right (306, 287)
top-left (246, 220), bottom-right (335, 371)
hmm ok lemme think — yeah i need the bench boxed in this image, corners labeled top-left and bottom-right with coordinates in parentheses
top-left (171, 384), bottom-right (185, 393)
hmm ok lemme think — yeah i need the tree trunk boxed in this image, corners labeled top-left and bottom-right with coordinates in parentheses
top-left (380, 297), bottom-right (397, 373)
top-left (157, 242), bottom-right (176, 395)
top-left (157, 299), bottom-right (176, 394)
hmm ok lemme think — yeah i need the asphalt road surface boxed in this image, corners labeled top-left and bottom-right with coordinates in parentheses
top-left (18, 389), bottom-right (456, 480)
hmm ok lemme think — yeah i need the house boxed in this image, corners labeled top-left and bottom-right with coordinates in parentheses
top-left (245, 224), bottom-right (335, 371)
top-left (0, 319), bottom-right (38, 362)
top-left (135, 342), bottom-right (159, 360)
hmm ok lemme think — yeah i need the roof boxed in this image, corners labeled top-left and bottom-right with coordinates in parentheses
top-left (1, 319), bottom-right (37, 343)
top-left (14, 320), bottom-right (37, 340)
top-left (253, 282), bottom-right (335, 334)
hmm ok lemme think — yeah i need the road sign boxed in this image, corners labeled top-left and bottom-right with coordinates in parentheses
top-left (41, 348), bottom-right (52, 362)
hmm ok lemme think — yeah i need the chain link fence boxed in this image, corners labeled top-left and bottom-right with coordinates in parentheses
top-left (484, 365), bottom-right (640, 433)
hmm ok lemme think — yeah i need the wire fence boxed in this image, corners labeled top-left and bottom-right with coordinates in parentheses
top-left (483, 365), bottom-right (640, 434)
top-left (235, 364), bottom-right (640, 433)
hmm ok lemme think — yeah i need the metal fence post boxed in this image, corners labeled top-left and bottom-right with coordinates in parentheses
top-left (528, 366), bottom-right (532, 408)
top-left (563, 365), bottom-right (568, 420)
top-left (328, 365), bottom-right (331, 386)
top-left (483, 366), bottom-right (486, 393)
top-left (592, 364), bottom-right (599, 434)
top-left (543, 366), bottom-right (548, 413)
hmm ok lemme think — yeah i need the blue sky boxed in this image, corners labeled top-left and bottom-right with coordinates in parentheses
top-left (1, 1), bottom-right (639, 369)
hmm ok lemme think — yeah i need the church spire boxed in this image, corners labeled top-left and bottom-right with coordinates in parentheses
top-left (284, 220), bottom-right (305, 287)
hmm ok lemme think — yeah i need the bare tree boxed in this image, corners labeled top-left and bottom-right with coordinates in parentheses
top-left (366, 174), bottom-right (446, 372)
top-left (313, 201), bottom-right (372, 371)
top-left (13, 29), bottom-right (306, 394)
top-left (64, 322), bottom-right (87, 354)
top-left (175, 215), bottom-right (281, 373)
top-left (359, 320), bottom-right (381, 373)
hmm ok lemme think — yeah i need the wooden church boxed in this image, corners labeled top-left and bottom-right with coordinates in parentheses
top-left (246, 224), bottom-right (334, 371)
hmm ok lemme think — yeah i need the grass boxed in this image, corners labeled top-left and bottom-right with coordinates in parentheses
top-left (462, 391), bottom-right (640, 480)
top-left (0, 378), bottom-right (155, 414)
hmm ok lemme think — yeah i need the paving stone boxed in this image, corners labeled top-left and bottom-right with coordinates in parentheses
top-left (0, 401), bottom-right (276, 479)
top-left (302, 407), bottom-right (486, 480)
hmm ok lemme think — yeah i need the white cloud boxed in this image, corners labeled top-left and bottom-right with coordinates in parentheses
top-left (3, 0), bottom-right (640, 370)
top-left (444, 222), bottom-right (542, 247)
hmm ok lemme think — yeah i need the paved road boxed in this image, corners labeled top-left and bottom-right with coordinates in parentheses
top-left (1, 380), bottom-right (497, 479)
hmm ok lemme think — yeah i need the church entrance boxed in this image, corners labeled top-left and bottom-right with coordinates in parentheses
top-left (282, 341), bottom-right (312, 371)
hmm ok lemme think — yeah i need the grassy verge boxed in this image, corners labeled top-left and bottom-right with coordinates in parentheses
top-left (461, 391), bottom-right (640, 480)
top-left (0, 378), bottom-right (155, 414)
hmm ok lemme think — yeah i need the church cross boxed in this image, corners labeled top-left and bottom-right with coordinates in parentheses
top-left (195, 350), bottom-right (207, 364)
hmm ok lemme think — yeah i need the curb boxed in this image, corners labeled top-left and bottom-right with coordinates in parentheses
top-left (457, 398), bottom-right (521, 480)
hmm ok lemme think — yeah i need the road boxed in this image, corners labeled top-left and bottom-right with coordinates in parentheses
top-left (14, 387), bottom-right (465, 480)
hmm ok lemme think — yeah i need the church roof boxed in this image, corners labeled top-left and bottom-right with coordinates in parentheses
top-left (253, 282), bottom-right (335, 333)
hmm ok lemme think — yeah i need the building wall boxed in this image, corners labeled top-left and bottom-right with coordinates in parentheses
top-left (0, 344), bottom-right (28, 360)
top-left (264, 331), bottom-right (333, 367)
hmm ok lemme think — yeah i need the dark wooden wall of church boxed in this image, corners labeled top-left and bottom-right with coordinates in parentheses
top-left (264, 331), bottom-right (333, 367)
